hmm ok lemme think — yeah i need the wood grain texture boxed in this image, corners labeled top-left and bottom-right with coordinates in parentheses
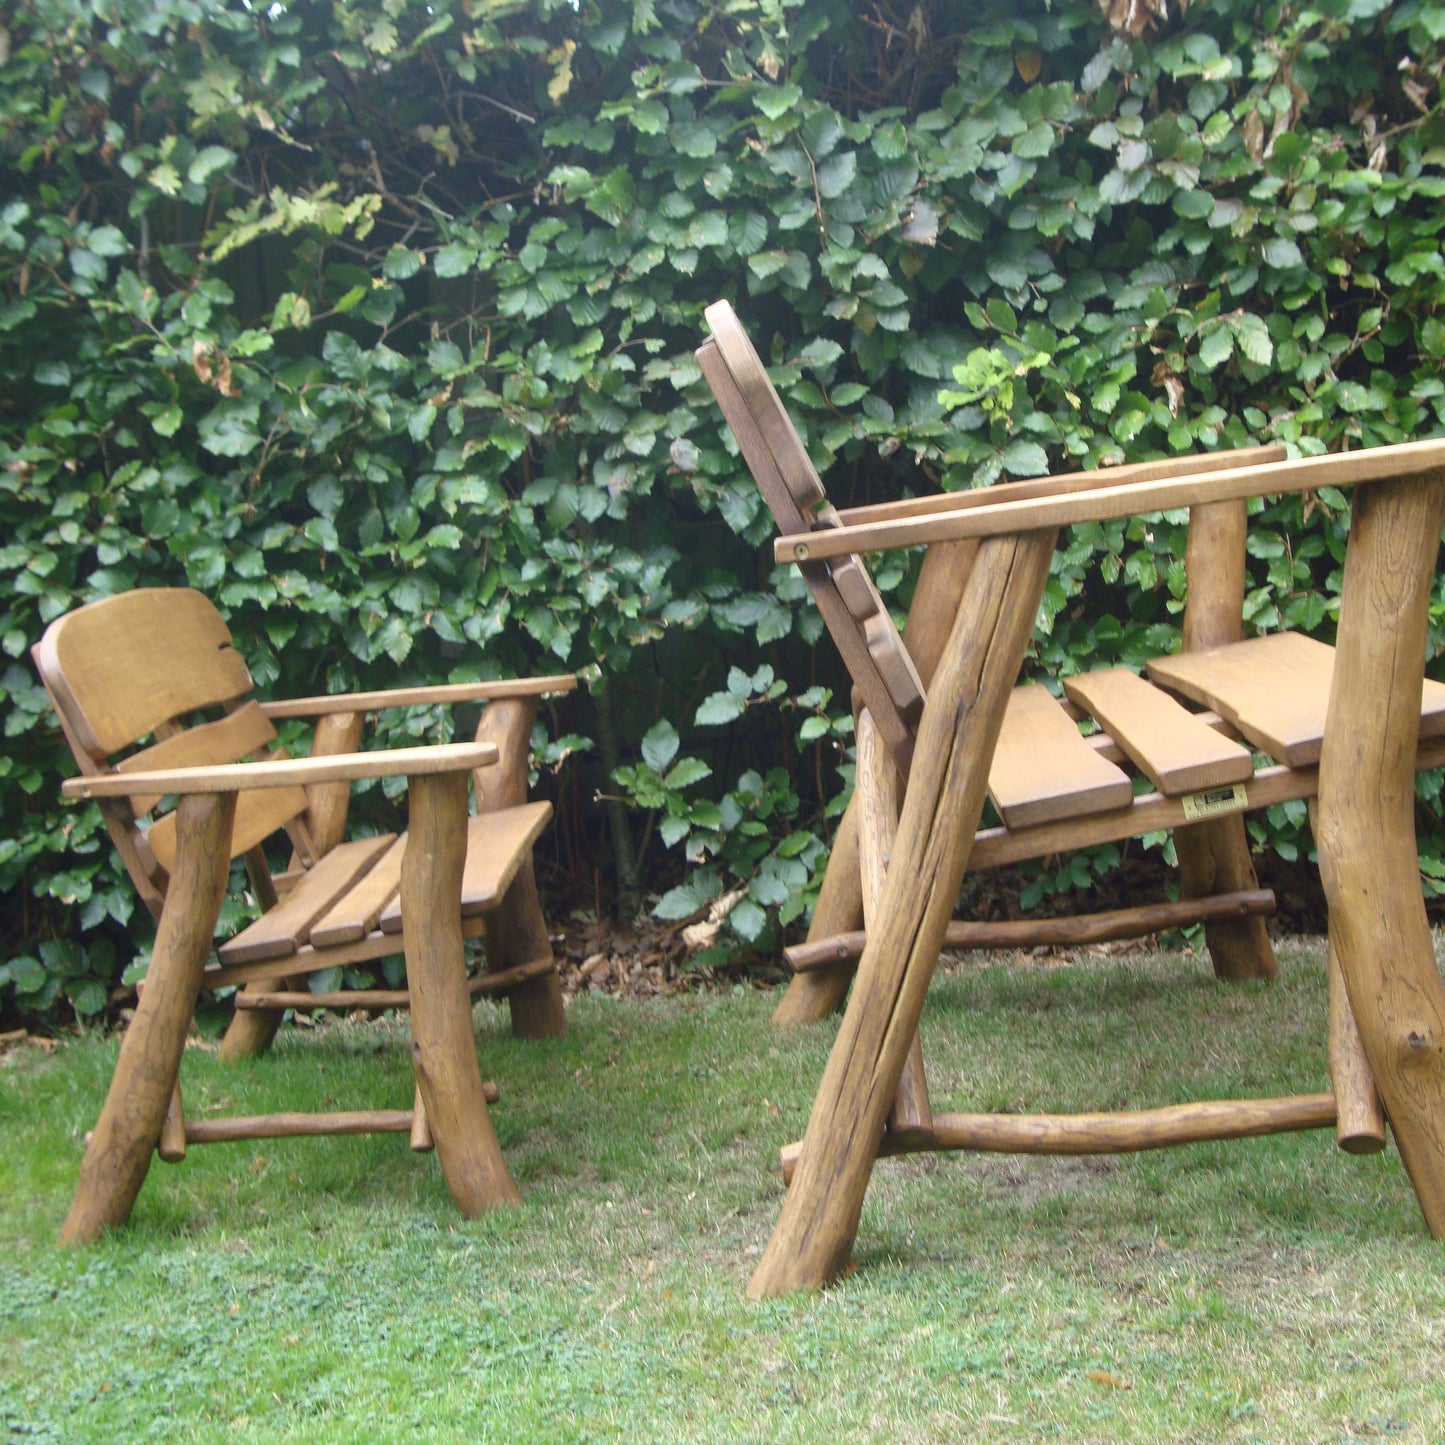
top-left (988, 684), bottom-right (1133, 829)
top-left (218, 835), bottom-right (397, 964)
top-left (1316, 473), bottom-right (1445, 1236)
top-left (1148, 631), bottom-right (1445, 767)
top-left (857, 711), bottom-right (932, 1136)
top-left (468, 695), bottom-right (566, 1037)
top-left (748, 529), bottom-right (1056, 1298)
top-left (402, 770), bottom-right (521, 1214)
top-left (779, 1094), bottom-right (1337, 1178)
top-left (1062, 668), bottom-right (1254, 796)
top-left (62, 741), bottom-right (498, 798)
top-left (1171, 498), bottom-right (1278, 983)
top-left (831, 445), bottom-right (1288, 528)
top-left (784, 890), bottom-right (1276, 971)
top-left (59, 791), bottom-right (235, 1246)
top-left (33, 589), bottom-right (253, 759)
top-left (774, 438), bottom-right (1445, 562)
top-left (260, 674), bottom-right (575, 719)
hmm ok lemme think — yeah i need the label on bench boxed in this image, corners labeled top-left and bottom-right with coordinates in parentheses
top-left (1181, 782), bottom-right (1248, 821)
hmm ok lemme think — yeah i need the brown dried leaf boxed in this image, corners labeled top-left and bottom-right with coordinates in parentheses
top-left (1086, 1369), bottom-right (1133, 1390)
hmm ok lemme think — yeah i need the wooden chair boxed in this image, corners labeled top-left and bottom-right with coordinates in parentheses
top-left (34, 587), bottom-right (577, 1245)
top-left (698, 299), bottom-right (1445, 1296)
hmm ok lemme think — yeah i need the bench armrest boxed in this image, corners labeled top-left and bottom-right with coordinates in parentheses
top-left (61, 742), bottom-right (498, 800)
top-left (777, 438), bottom-right (1445, 564)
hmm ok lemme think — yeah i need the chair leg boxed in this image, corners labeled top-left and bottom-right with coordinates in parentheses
top-left (1316, 474), bottom-right (1445, 1237)
top-left (749, 531), bottom-right (1054, 1297)
top-left (1175, 815), bottom-right (1278, 981)
top-left (485, 861), bottom-right (567, 1040)
top-left (403, 771), bottom-right (521, 1214)
top-left (59, 793), bottom-right (235, 1246)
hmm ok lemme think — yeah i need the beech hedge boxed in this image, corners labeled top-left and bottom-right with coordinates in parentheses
top-left (3, 0), bottom-right (1444, 1021)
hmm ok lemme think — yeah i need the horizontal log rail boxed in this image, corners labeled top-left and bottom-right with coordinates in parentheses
top-left (178, 1090), bottom-right (500, 1148)
top-left (231, 955), bottom-right (556, 1011)
top-left (784, 889), bottom-right (1276, 972)
top-left (779, 1092), bottom-right (1339, 1183)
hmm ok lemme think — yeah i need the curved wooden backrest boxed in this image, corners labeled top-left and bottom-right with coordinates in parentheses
top-left (33, 588), bottom-right (255, 760)
top-left (33, 588), bottom-right (309, 890)
top-left (698, 301), bottom-right (924, 772)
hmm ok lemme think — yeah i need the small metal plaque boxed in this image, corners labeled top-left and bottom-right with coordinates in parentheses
top-left (1181, 782), bottom-right (1249, 822)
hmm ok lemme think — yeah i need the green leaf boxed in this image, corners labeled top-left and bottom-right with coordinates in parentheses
top-left (664, 757), bottom-right (712, 788)
top-left (1013, 123), bottom-right (1054, 159)
top-left (384, 245), bottom-right (422, 280)
top-left (641, 719), bottom-right (679, 773)
top-left (754, 83), bottom-right (802, 120)
top-left (1197, 326), bottom-right (1234, 370)
top-left (815, 151), bottom-right (857, 200)
top-left (695, 692), bottom-right (746, 726)
top-left (197, 399), bottom-right (262, 457)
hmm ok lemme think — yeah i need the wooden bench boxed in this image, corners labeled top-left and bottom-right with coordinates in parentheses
top-left (700, 298), bottom-right (1445, 1297)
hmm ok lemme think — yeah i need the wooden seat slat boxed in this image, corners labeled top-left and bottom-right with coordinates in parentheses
top-left (1063, 667), bottom-right (1255, 797)
top-left (379, 801), bottom-right (553, 934)
top-left (988, 684), bottom-right (1133, 830)
top-left (307, 834), bottom-right (405, 948)
top-left (1148, 632), bottom-right (1445, 766)
top-left (218, 835), bottom-right (397, 965)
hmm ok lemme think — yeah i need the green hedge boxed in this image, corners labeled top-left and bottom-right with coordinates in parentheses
top-left (4, 0), bottom-right (1444, 1021)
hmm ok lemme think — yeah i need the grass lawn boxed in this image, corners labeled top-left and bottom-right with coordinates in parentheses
top-left (3, 938), bottom-right (1443, 1442)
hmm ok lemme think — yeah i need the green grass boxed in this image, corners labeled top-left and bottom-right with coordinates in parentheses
top-left (3, 939), bottom-right (1443, 1442)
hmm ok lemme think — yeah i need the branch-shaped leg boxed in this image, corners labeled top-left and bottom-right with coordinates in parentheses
top-left (1316, 473), bottom-right (1445, 1235)
top-left (475, 697), bottom-right (566, 1039)
top-left (404, 770), bottom-right (521, 1214)
top-left (60, 792), bottom-right (235, 1246)
top-left (749, 530), bottom-right (1055, 1297)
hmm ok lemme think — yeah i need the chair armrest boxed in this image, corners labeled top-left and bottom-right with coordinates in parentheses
top-left (776, 438), bottom-right (1445, 563)
top-left (61, 742), bottom-right (498, 800)
top-left (260, 675), bottom-right (577, 720)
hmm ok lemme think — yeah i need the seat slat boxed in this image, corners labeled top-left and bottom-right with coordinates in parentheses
top-left (218, 835), bottom-right (397, 966)
top-left (309, 835), bottom-right (405, 948)
top-left (988, 684), bottom-right (1134, 830)
top-left (379, 801), bottom-right (553, 934)
top-left (1063, 668), bottom-right (1254, 797)
top-left (1148, 632), bottom-right (1445, 766)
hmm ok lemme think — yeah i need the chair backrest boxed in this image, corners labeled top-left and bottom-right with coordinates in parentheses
top-left (33, 588), bottom-right (311, 906)
top-left (697, 301), bottom-right (924, 773)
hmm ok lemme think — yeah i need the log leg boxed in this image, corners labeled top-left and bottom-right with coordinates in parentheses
top-left (473, 698), bottom-right (566, 1039)
top-left (1316, 473), bottom-right (1445, 1236)
top-left (1176, 498), bottom-right (1276, 981)
top-left (59, 792), bottom-right (235, 1246)
top-left (748, 530), bottom-right (1056, 1297)
top-left (857, 709), bottom-right (932, 1136)
top-left (403, 770), bottom-right (521, 1214)
top-left (486, 863), bottom-right (567, 1040)
top-left (772, 540), bottom-right (980, 1029)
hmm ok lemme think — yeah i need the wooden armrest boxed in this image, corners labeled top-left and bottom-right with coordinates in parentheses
top-left (260, 675), bottom-right (577, 719)
top-left (831, 445), bottom-right (1287, 528)
top-left (776, 438), bottom-right (1445, 564)
top-left (61, 742), bottom-right (498, 800)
